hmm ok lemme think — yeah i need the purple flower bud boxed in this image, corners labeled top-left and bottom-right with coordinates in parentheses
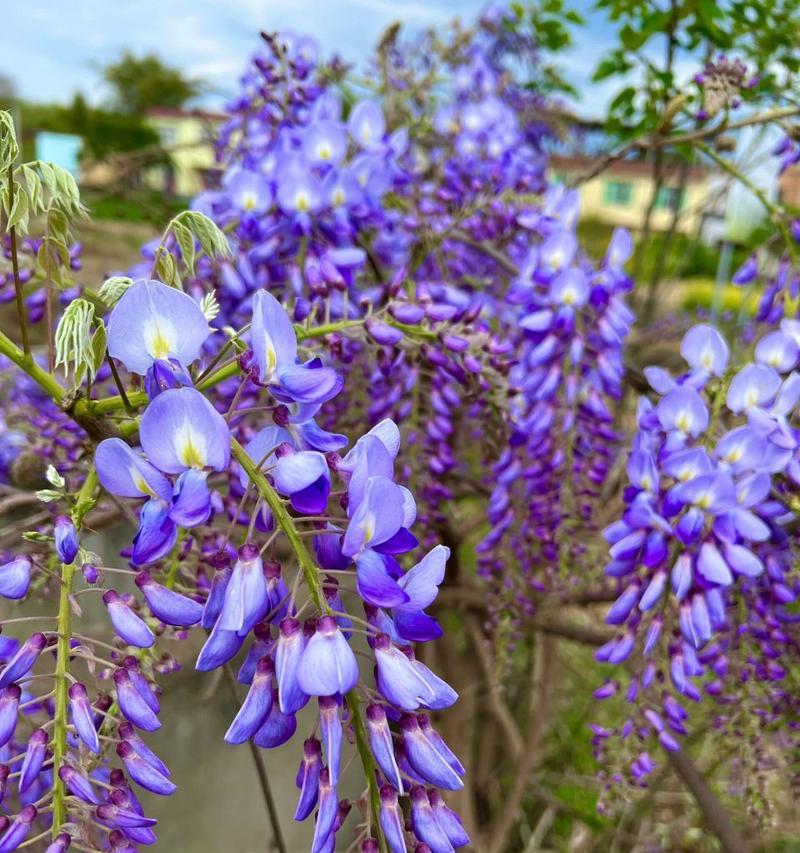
top-left (109, 829), bottom-right (139, 852)
top-left (122, 657), bottom-right (160, 713)
top-left (0, 805), bottom-right (37, 851)
top-left (96, 803), bottom-right (157, 828)
top-left (294, 737), bottom-right (322, 821)
top-left (118, 722), bottom-right (170, 778)
top-left (117, 741), bottom-right (176, 796)
top-left (45, 833), bottom-right (72, 853)
top-left (401, 714), bottom-right (463, 790)
top-left (0, 556), bottom-right (31, 600)
top-left (59, 765), bottom-right (100, 803)
top-left (108, 785), bottom-right (157, 845)
top-left (440, 334), bottom-right (469, 354)
top-left (409, 785), bottom-right (452, 852)
top-left (366, 703), bottom-right (403, 791)
top-left (670, 554), bottom-right (693, 600)
top-left (82, 562), bottom-right (99, 584)
top-left (218, 544), bottom-right (269, 636)
top-left (275, 618), bottom-right (309, 714)
top-left (114, 669), bottom-right (160, 732)
top-left (297, 616), bottom-right (358, 697)
top-left (195, 618), bottom-right (244, 671)
top-left (366, 319), bottom-right (404, 347)
top-left (429, 790), bottom-right (469, 848)
top-left (0, 633), bottom-right (47, 688)
top-left (0, 686), bottom-right (20, 748)
top-left (418, 715), bottom-right (464, 775)
top-left (225, 658), bottom-right (274, 744)
top-left (69, 683), bottom-right (100, 753)
top-left (18, 728), bottom-right (47, 793)
top-left (135, 571), bottom-right (203, 627)
top-left (311, 768), bottom-right (338, 853)
top-left (318, 695), bottom-right (343, 785)
top-left (379, 785), bottom-right (407, 853)
top-left (639, 571), bottom-right (666, 612)
top-left (389, 303), bottom-right (425, 324)
top-left (103, 590), bottom-right (155, 648)
top-left (202, 557), bottom-right (232, 629)
top-left (253, 688), bottom-right (297, 748)
top-left (55, 515), bottom-right (79, 564)
top-left (374, 635), bottom-right (456, 711)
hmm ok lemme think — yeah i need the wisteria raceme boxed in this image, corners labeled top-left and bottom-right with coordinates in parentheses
top-left (594, 320), bottom-right (800, 789)
top-left (0, 3), bottom-right (799, 850)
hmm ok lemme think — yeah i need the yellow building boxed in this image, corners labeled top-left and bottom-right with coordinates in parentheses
top-left (143, 107), bottom-right (227, 197)
top-left (549, 155), bottom-right (712, 234)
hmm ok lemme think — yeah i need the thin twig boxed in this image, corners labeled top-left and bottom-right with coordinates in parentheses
top-left (221, 663), bottom-right (287, 853)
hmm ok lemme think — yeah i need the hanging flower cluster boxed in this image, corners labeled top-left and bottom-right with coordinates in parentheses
top-left (0, 277), bottom-right (468, 852)
top-left (594, 321), bottom-right (800, 784)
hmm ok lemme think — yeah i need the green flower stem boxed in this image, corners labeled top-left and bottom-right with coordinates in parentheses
top-left (52, 466), bottom-right (99, 838)
top-left (230, 438), bottom-right (385, 848)
top-left (81, 316), bottom-right (437, 417)
top-left (6, 163), bottom-right (31, 358)
top-left (50, 558), bottom-right (76, 837)
top-left (0, 328), bottom-right (65, 403)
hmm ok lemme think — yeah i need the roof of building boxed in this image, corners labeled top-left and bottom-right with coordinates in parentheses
top-left (550, 154), bottom-right (711, 183)
top-left (144, 106), bottom-right (228, 122)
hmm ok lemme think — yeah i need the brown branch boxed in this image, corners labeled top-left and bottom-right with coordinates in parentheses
top-left (667, 750), bottom-right (749, 853)
top-left (487, 635), bottom-right (558, 853)
top-left (570, 105), bottom-right (800, 187)
top-left (465, 614), bottom-right (524, 758)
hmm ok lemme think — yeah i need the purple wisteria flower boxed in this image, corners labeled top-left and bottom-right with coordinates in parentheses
top-left (107, 279), bottom-right (210, 376)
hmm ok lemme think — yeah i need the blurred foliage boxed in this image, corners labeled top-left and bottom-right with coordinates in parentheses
top-left (101, 52), bottom-right (202, 115)
top-left (577, 217), bottom-right (771, 282)
top-left (592, 0), bottom-right (800, 138)
top-left (503, 0), bottom-right (585, 96)
top-left (12, 97), bottom-right (160, 162)
top-left (82, 189), bottom-right (187, 226)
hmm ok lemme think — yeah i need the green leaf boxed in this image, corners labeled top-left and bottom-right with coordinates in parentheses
top-left (0, 111), bottom-right (19, 172)
top-left (90, 324), bottom-right (108, 378)
top-left (171, 220), bottom-right (197, 275)
top-left (7, 186), bottom-right (28, 232)
top-left (54, 298), bottom-right (96, 382)
top-left (98, 276), bottom-right (134, 307)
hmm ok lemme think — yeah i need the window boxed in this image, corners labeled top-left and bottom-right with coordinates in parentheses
top-left (156, 125), bottom-right (177, 147)
top-left (603, 181), bottom-right (632, 206)
top-left (654, 185), bottom-right (684, 211)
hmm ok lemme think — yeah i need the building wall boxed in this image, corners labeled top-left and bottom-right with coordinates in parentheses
top-left (550, 163), bottom-right (710, 234)
top-left (144, 114), bottom-right (222, 197)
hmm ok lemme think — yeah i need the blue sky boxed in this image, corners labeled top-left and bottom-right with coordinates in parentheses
top-left (4, 0), bottom-right (633, 118)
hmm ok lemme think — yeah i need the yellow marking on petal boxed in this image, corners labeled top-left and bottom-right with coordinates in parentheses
top-left (317, 143), bottom-right (332, 161)
top-left (562, 289), bottom-right (576, 306)
top-left (332, 188), bottom-right (345, 207)
top-left (295, 191), bottom-right (310, 212)
top-left (363, 514), bottom-right (375, 545)
top-left (174, 421), bottom-right (207, 469)
top-left (131, 469), bottom-right (156, 498)
top-left (726, 447), bottom-right (743, 463)
top-left (675, 412), bottom-right (690, 432)
top-left (744, 388), bottom-right (758, 408)
top-left (145, 319), bottom-right (177, 361)
top-left (242, 193), bottom-right (257, 211)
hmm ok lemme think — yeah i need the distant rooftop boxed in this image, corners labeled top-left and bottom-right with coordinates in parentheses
top-left (550, 154), bottom-right (711, 182)
top-left (144, 106), bottom-right (228, 122)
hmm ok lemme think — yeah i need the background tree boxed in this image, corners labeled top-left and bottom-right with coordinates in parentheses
top-left (101, 52), bottom-right (202, 115)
